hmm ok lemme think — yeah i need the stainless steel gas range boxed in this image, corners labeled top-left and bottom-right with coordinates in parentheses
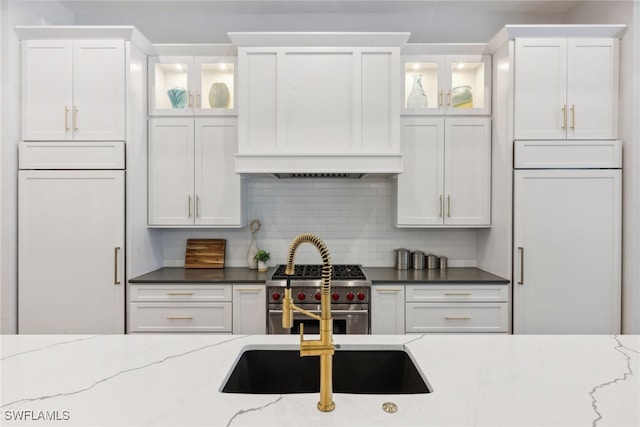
top-left (266, 264), bottom-right (371, 334)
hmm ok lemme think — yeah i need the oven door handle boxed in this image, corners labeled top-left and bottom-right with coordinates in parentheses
top-left (269, 309), bottom-right (368, 315)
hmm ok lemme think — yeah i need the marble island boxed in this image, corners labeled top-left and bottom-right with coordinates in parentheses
top-left (1, 334), bottom-right (638, 426)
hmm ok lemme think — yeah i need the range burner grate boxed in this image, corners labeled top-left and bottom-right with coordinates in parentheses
top-left (271, 264), bottom-right (366, 281)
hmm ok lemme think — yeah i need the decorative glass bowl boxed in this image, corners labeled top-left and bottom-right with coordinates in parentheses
top-left (167, 87), bottom-right (187, 109)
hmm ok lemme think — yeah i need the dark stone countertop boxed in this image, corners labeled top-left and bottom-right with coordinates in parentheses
top-left (130, 266), bottom-right (509, 284)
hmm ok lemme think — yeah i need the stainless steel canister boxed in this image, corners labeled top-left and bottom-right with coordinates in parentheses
top-left (426, 253), bottom-right (439, 269)
top-left (412, 251), bottom-right (426, 269)
top-left (439, 256), bottom-right (448, 269)
top-left (394, 248), bottom-right (411, 270)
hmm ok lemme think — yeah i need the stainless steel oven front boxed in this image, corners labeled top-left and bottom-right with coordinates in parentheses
top-left (268, 303), bottom-right (369, 335)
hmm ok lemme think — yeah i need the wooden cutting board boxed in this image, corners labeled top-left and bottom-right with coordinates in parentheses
top-left (184, 239), bottom-right (226, 269)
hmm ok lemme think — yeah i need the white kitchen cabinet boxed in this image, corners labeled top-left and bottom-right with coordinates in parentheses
top-left (236, 45), bottom-right (399, 156)
top-left (402, 55), bottom-right (491, 115)
top-left (148, 117), bottom-right (247, 227)
top-left (232, 285), bottom-right (266, 334)
top-left (371, 285), bottom-right (405, 334)
top-left (148, 56), bottom-right (236, 116)
top-left (405, 284), bottom-right (509, 333)
top-left (18, 169), bottom-right (125, 333)
top-left (129, 283), bottom-right (233, 333)
top-left (395, 117), bottom-right (491, 227)
top-left (22, 39), bottom-right (125, 141)
top-left (514, 38), bottom-right (618, 140)
top-left (513, 141), bottom-right (621, 334)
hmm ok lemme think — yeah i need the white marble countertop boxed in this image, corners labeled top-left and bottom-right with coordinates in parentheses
top-left (1, 334), bottom-right (638, 427)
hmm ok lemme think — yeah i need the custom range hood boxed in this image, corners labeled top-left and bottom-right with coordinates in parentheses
top-left (231, 32), bottom-right (409, 178)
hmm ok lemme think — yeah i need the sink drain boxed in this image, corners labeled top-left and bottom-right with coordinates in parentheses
top-left (382, 402), bottom-right (398, 413)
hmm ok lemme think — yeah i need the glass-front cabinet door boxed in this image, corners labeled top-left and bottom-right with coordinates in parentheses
top-left (149, 56), bottom-right (236, 116)
top-left (402, 55), bottom-right (491, 115)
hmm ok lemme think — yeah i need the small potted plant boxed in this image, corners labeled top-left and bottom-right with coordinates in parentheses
top-left (254, 249), bottom-right (270, 272)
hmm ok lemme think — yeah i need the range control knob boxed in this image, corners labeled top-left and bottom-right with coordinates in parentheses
top-left (297, 292), bottom-right (306, 301)
top-left (315, 292), bottom-right (321, 301)
top-left (332, 292), bottom-right (340, 301)
top-left (346, 291), bottom-right (355, 301)
top-left (357, 291), bottom-right (366, 301)
top-left (272, 292), bottom-right (281, 301)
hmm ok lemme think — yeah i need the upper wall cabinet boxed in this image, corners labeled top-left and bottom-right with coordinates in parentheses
top-left (22, 40), bottom-right (125, 141)
top-left (149, 56), bottom-right (236, 116)
top-left (514, 38), bottom-right (619, 140)
top-left (401, 55), bottom-right (491, 116)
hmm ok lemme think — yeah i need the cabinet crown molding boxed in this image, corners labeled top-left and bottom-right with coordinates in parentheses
top-left (228, 32), bottom-right (410, 47)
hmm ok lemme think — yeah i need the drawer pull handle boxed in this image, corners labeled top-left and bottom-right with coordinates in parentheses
top-left (236, 288), bottom-right (262, 292)
top-left (444, 316), bottom-right (471, 320)
top-left (375, 288), bottom-right (401, 292)
top-left (167, 316), bottom-right (193, 320)
top-left (167, 292), bottom-right (194, 296)
top-left (444, 292), bottom-right (471, 296)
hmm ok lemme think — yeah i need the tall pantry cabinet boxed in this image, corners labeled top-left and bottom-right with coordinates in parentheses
top-left (16, 27), bottom-right (150, 334)
top-left (509, 27), bottom-right (625, 334)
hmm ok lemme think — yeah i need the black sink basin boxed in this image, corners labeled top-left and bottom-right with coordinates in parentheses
top-left (221, 346), bottom-right (431, 394)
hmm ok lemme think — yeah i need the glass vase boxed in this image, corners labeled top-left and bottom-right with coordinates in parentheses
top-left (407, 74), bottom-right (428, 108)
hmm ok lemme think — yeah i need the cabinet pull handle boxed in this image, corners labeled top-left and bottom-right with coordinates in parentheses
top-left (188, 195), bottom-right (192, 218)
top-left (447, 90), bottom-right (451, 107)
top-left (444, 316), bottom-right (471, 320)
top-left (444, 292), bottom-right (471, 296)
top-left (167, 316), bottom-right (193, 320)
top-left (196, 195), bottom-right (200, 218)
top-left (167, 292), bottom-right (193, 296)
top-left (64, 106), bottom-right (70, 132)
top-left (561, 105), bottom-right (567, 130)
top-left (236, 288), bottom-right (262, 292)
top-left (518, 246), bottom-right (524, 285)
top-left (375, 288), bottom-right (401, 292)
top-left (188, 92), bottom-right (193, 108)
top-left (447, 195), bottom-right (451, 217)
top-left (570, 105), bottom-right (575, 130)
top-left (114, 247), bottom-right (121, 285)
top-left (73, 106), bottom-right (78, 132)
top-left (439, 195), bottom-right (443, 217)
top-left (196, 91), bottom-right (200, 109)
top-left (439, 90), bottom-right (443, 107)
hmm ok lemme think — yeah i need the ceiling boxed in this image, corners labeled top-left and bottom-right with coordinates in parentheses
top-left (53, 0), bottom-right (596, 43)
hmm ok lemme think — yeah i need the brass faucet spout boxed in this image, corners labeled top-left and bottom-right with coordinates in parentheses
top-left (282, 233), bottom-right (335, 412)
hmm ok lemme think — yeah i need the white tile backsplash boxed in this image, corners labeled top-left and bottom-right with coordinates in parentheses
top-left (161, 177), bottom-right (477, 267)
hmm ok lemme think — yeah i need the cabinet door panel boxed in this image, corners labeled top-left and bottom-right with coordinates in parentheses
top-left (148, 119), bottom-right (195, 225)
top-left (395, 118), bottom-right (444, 226)
top-left (22, 40), bottom-right (73, 141)
top-left (514, 38), bottom-right (567, 140)
top-left (196, 118), bottom-right (245, 226)
top-left (73, 40), bottom-right (125, 140)
top-left (233, 286), bottom-right (266, 334)
top-left (444, 118), bottom-right (491, 225)
top-left (513, 170), bottom-right (621, 333)
top-left (371, 286), bottom-right (405, 334)
top-left (567, 39), bottom-right (618, 140)
top-left (19, 170), bottom-right (124, 333)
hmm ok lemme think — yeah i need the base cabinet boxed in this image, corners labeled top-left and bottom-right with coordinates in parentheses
top-left (404, 284), bottom-right (508, 333)
top-left (129, 283), bottom-right (266, 334)
top-left (371, 285), bottom-right (405, 334)
top-left (232, 285), bottom-right (266, 334)
top-left (129, 284), bottom-right (232, 333)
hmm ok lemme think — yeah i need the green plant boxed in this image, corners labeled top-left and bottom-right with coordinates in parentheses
top-left (254, 249), bottom-right (270, 262)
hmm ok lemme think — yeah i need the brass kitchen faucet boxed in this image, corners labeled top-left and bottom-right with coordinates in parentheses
top-left (281, 233), bottom-right (335, 412)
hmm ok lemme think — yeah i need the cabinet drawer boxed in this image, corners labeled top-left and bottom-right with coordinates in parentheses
top-left (406, 302), bottom-right (508, 333)
top-left (130, 284), bottom-right (232, 302)
top-left (129, 302), bottom-right (232, 333)
top-left (405, 284), bottom-right (507, 302)
top-left (514, 140), bottom-right (621, 169)
top-left (19, 141), bottom-right (125, 169)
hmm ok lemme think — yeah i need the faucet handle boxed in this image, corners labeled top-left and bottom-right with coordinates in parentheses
top-left (299, 322), bottom-right (305, 344)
